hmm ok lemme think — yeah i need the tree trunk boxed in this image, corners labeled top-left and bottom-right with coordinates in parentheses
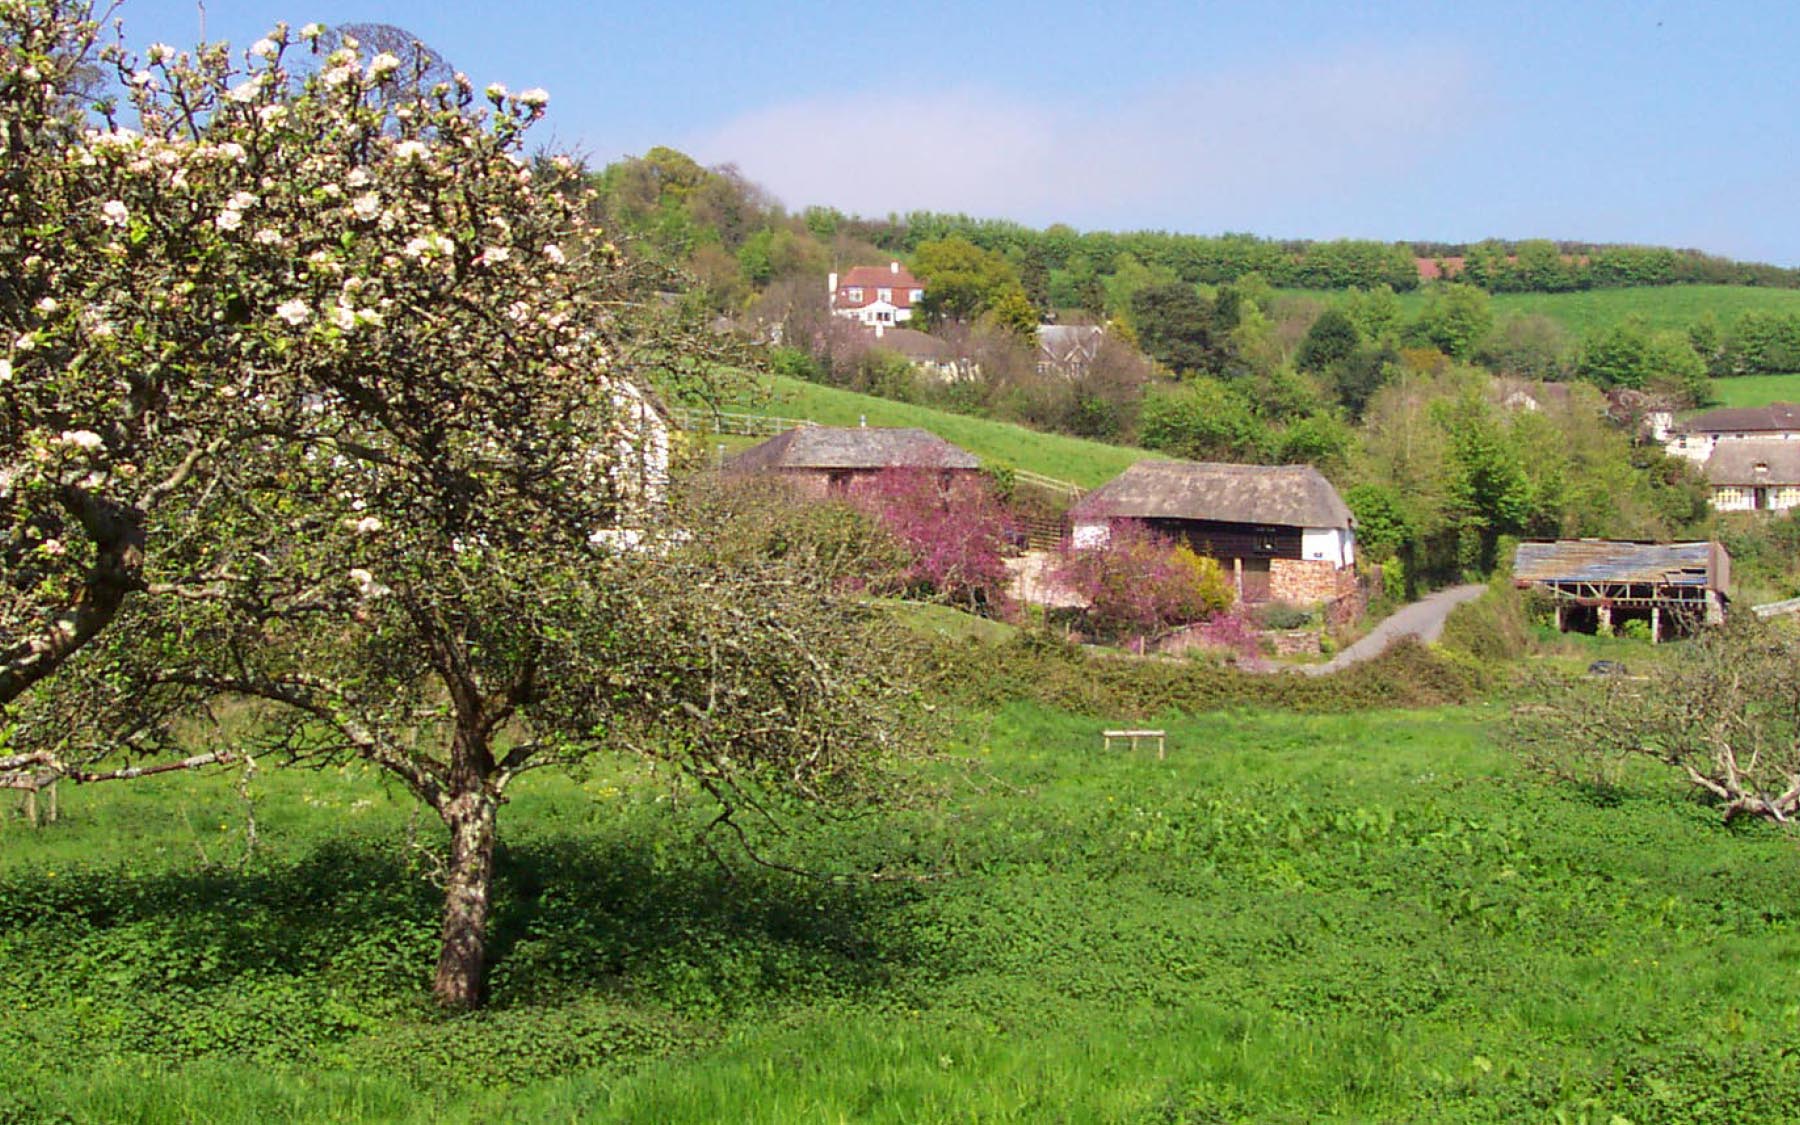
top-left (432, 787), bottom-right (499, 1008)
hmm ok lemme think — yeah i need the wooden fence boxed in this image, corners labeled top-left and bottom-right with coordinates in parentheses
top-left (668, 408), bottom-right (814, 438)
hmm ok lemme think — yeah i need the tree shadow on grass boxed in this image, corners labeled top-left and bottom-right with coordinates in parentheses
top-left (0, 828), bottom-right (932, 1032)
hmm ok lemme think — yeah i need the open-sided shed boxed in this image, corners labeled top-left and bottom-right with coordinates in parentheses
top-left (1512, 539), bottom-right (1730, 641)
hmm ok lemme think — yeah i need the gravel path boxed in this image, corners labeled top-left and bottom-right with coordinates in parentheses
top-left (1283, 583), bottom-right (1487, 676)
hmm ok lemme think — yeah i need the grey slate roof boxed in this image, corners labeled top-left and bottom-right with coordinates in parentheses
top-left (1068, 460), bottom-right (1353, 529)
top-left (729, 426), bottom-right (980, 471)
top-left (1512, 540), bottom-right (1723, 588)
top-left (1674, 403), bottom-right (1800, 435)
top-left (1703, 438), bottom-right (1800, 486)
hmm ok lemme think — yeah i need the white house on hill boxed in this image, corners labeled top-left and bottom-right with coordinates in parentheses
top-left (829, 262), bottom-right (924, 328)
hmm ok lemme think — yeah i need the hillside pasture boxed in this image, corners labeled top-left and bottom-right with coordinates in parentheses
top-left (1705, 373), bottom-right (1800, 408)
top-left (738, 374), bottom-right (1154, 488)
top-left (3, 702), bottom-right (1797, 1122)
top-left (1290, 282), bottom-right (1800, 336)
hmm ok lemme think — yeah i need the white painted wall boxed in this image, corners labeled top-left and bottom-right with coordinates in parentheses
top-left (1712, 485), bottom-right (1800, 512)
top-left (1301, 526), bottom-right (1354, 568)
top-left (1071, 521), bottom-right (1109, 549)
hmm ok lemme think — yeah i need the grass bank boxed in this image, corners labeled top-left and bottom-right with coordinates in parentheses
top-left (4, 697), bottom-right (1796, 1122)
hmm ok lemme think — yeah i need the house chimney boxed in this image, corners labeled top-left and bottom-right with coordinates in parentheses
top-left (827, 271), bottom-right (837, 305)
top-left (890, 260), bottom-right (899, 275)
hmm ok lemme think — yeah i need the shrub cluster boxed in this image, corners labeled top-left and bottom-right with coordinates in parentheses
top-left (1052, 522), bottom-right (1233, 647)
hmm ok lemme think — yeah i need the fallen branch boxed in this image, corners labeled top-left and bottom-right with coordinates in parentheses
top-left (0, 748), bottom-right (236, 786)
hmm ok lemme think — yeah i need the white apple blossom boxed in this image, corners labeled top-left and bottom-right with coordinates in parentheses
top-left (368, 52), bottom-right (401, 80)
top-left (228, 191), bottom-right (258, 211)
top-left (254, 228), bottom-right (282, 246)
top-left (327, 304), bottom-right (358, 331)
top-left (346, 168), bottom-right (371, 188)
top-left (40, 539), bottom-right (66, 557)
top-left (258, 104), bottom-right (289, 126)
top-left (476, 245), bottom-right (510, 267)
top-left (35, 297), bottom-right (58, 313)
top-left (393, 140), bottom-right (428, 162)
top-left (147, 43), bottom-right (176, 64)
top-left (57, 430), bottom-right (104, 450)
top-left (227, 79), bottom-right (262, 103)
top-left (484, 82), bottom-right (507, 100)
top-left (299, 21), bottom-right (325, 39)
top-left (249, 38), bottom-right (278, 59)
top-left (542, 243), bottom-right (565, 265)
top-left (517, 88), bottom-right (549, 109)
top-left (321, 65), bottom-right (358, 88)
top-left (0, 359), bottom-right (12, 383)
top-left (15, 334), bottom-right (37, 352)
top-left (274, 299), bottom-right (311, 326)
top-left (217, 141), bottom-right (248, 163)
top-left (352, 516), bottom-right (383, 535)
top-left (128, 70), bottom-right (155, 88)
top-left (351, 193), bottom-right (380, 220)
top-left (215, 209), bottom-right (243, 232)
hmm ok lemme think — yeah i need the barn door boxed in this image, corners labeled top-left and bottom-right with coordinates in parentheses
top-left (1241, 558), bottom-right (1272, 601)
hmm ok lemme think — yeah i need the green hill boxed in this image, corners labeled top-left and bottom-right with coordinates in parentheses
top-left (738, 374), bottom-right (1153, 489)
top-left (1293, 283), bottom-right (1800, 335)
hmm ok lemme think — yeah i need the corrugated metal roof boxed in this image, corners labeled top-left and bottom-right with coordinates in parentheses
top-left (1704, 438), bottom-right (1800, 486)
top-left (1512, 540), bottom-right (1720, 587)
top-left (1069, 460), bottom-right (1353, 529)
top-left (729, 426), bottom-right (980, 471)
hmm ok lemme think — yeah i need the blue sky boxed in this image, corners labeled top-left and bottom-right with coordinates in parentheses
top-left (119, 1), bottom-right (1800, 264)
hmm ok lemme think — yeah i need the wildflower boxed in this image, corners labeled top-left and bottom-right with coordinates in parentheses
top-left (517, 87), bottom-right (549, 109)
top-left (274, 299), bottom-right (311, 326)
top-left (101, 199), bottom-right (129, 227)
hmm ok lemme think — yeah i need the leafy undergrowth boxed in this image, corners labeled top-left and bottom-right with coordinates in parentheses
top-left (4, 706), bottom-right (1799, 1122)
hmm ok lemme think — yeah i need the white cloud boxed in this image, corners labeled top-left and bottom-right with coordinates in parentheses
top-left (686, 45), bottom-right (1478, 228)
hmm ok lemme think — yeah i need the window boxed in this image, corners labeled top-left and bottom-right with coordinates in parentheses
top-left (877, 287), bottom-right (892, 302)
top-left (909, 288), bottom-right (923, 302)
top-left (846, 286), bottom-right (862, 302)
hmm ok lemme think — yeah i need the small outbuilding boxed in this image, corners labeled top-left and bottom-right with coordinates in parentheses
top-left (729, 425), bottom-right (981, 499)
top-left (1068, 460), bottom-right (1357, 607)
top-left (1511, 539), bottom-right (1730, 641)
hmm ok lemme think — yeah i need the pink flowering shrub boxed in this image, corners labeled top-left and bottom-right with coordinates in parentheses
top-left (850, 467), bottom-right (1019, 616)
top-left (1194, 610), bottom-right (1262, 659)
top-left (1054, 520), bottom-right (1234, 647)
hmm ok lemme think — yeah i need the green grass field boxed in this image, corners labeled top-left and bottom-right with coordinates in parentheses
top-left (1705, 373), bottom-right (1800, 408)
top-left (735, 374), bottom-right (1153, 488)
top-left (4, 698), bottom-right (1795, 1122)
top-left (1289, 283), bottom-right (1800, 335)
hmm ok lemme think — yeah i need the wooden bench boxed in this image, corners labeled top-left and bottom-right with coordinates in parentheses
top-left (1102, 728), bottom-right (1167, 760)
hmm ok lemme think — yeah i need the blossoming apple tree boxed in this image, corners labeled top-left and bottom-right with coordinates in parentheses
top-left (2, 1), bottom-right (922, 1008)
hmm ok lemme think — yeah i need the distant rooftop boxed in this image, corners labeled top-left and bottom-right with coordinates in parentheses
top-left (1512, 539), bottom-right (1724, 589)
top-left (1674, 403), bottom-right (1800, 434)
top-left (1705, 438), bottom-right (1800, 486)
top-left (729, 426), bottom-right (980, 472)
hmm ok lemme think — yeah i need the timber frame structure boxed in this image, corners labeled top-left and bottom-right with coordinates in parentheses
top-left (1512, 539), bottom-right (1730, 642)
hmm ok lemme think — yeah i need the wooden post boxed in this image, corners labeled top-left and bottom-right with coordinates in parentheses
top-left (23, 787), bottom-right (36, 829)
top-left (46, 781), bottom-right (57, 824)
top-left (1554, 603), bottom-right (1565, 633)
top-left (1597, 604), bottom-right (1612, 636)
top-left (1651, 606), bottom-right (1661, 644)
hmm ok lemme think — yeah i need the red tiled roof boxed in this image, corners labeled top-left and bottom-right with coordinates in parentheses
top-left (835, 263), bottom-right (924, 309)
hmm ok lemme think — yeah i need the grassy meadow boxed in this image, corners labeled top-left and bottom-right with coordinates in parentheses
top-left (5, 694), bottom-right (1797, 1123)
top-left (1289, 283), bottom-right (1800, 336)
top-left (737, 374), bottom-right (1154, 487)
top-left (1706, 373), bottom-right (1800, 408)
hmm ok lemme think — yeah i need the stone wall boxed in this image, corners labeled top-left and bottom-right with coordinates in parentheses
top-left (1269, 559), bottom-right (1357, 604)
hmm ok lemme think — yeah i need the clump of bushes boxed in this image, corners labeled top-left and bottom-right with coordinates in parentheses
top-left (1052, 521), bottom-right (1233, 648)
top-left (850, 466), bottom-right (1020, 617)
top-left (1438, 578), bottom-right (1533, 665)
